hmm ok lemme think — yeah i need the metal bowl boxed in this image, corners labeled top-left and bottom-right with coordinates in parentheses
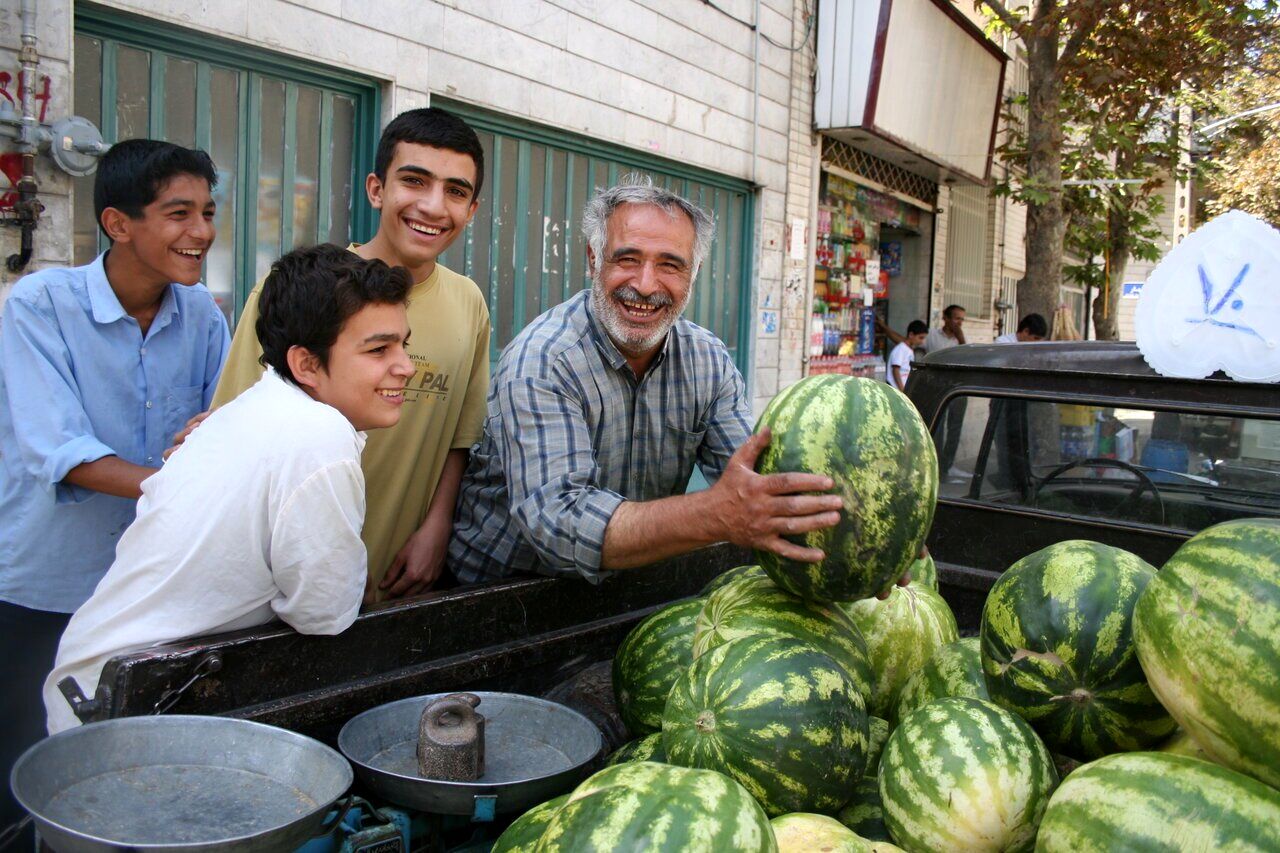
top-left (338, 692), bottom-right (602, 817)
top-left (11, 715), bottom-right (352, 853)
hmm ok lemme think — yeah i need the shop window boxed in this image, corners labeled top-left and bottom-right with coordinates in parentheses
top-left (72, 5), bottom-right (379, 326)
top-left (944, 184), bottom-right (992, 321)
top-left (933, 395), bottom-right (1280, 533)
top-left (432, 101), bottom-right (754, 374)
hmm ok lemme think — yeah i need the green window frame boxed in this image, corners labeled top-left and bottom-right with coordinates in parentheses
top-left (72, 2), bottom-right (381, 325)
top-left (433, 100), bottom-right (756, 374)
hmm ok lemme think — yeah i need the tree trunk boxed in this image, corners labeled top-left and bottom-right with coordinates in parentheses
top-left (1091, 203), bottom-right (1129, 341)
top-left (1019, 1), bottom-right (1067, 324)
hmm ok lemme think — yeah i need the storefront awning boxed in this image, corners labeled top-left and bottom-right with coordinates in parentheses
top-left (815, 0), bottom-right (1007, 185)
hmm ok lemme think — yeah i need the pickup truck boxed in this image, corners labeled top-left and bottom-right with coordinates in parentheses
top-left (62, 341), bottom-right (1280, 741)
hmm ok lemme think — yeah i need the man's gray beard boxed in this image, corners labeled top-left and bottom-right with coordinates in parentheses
top-left (590, 271), bottom-right (690, 358)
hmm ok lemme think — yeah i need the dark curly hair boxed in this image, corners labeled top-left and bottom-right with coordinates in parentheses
top-left (256, 244), bottom-right (412, 385)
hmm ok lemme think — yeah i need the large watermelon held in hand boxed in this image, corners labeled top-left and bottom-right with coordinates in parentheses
top-left (841, 582), bottom-right (959, 718)
top-left (880, 698), bottom-right (1058, 853)
top-left (694, 573), bottom-right (872, 697)
top-left (663, 636), bottom-right (868, 817)
top-left (981, 540), bottom-right (1175, 760)
top-left (534, 761), bottom-right (777, 852)
top-left (492, 795), bottom-right (567, 853)
top-left (612, 598), bottom-right (702, 735)
top-left (1134, 518), bottom-right (1280, 790)
top-left (1036, 752), bottom-right (1280, 853)
top-left (753, 375), bottom-right (938, 603)
top-left (893, 636), bottom-right (988, 726)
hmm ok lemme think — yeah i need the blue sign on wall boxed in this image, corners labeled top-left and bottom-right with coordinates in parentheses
top-left (1122, 282), bottom-right (1144, 299)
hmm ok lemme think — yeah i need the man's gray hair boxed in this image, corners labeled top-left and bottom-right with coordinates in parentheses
top-left (582, 173), bottom-right (716, 280)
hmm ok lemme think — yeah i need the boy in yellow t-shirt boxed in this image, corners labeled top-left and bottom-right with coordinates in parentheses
top-left (210, 108), bottom-right (490, 601)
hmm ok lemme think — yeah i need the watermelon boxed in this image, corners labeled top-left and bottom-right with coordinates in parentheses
top-left (1036, 752), bottom-right (1280, 853)
top-left (880, 698), bottom-right (1058, 853)
top-left (864, 717), bottom-right (889, 777)
top-left (492, 795), bottom-right (567, 853)
top-left (837, 777), bottom-right (890, 842)
top-left (694, 574), bottom-right (873, 696)
top-left (982, 540), bottom-right (1174, 759)
top-left (841, 582), bottom-right (958, 717)
top-left (701, 564), bottom-right (769, 596)
top-left (1134, 518), bottom-right (1280, 789)
top-left (663, 636), bottom-right (868, 816)
top-left (771, 813), bottom-right (903, 852)
top-left (612, 598), bottom-right (702, 735)
top-left (534, 761), bottom-right (776, 852)
top-left (604, 733), bottom-right (665, 767)
top-left (907, 552), bottom-right (936, 590)
top-left (1156, 729), bottom-right (1219, 765)
top-left (892, 637), bottom-right (987, 726)
top-left (753, 375), bottom-right (938, 603)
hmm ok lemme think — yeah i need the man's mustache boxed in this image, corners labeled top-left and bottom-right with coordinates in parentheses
top-left (611, 286), bottom-right (674, 308)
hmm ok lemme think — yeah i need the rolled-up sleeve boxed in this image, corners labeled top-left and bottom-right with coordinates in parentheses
top-left (697, 363), bottom-right (753, 483)
top-left (1, 296), bottom-right (116, 503)
top-left (268, 459), bottom-right (367, 635)
top-left (497, 376), bottom-right (624, 583)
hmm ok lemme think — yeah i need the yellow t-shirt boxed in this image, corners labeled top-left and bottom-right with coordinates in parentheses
top-left (211, 254), bottom-right (491, 596)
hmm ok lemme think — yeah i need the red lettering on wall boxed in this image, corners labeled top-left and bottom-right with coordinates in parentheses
top-left (0, 71), bottom-right (53, 123)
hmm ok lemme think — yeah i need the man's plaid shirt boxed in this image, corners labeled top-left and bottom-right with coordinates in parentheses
top-left (448, 290), bottom-right (752, 583)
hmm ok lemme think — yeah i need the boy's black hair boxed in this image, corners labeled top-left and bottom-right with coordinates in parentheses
top-left (1017, 312), bottom-right (1049, 338)
top-left (943, 304), bottom-right (965, 318)
top-left (906, 320), bottom-right (929, 337)
top-left (256, 244), bottom-right (412, 386)
top-left (373, 107), bottom-right (485, 200)
top-left (93, 139), bottom-right (218, 238)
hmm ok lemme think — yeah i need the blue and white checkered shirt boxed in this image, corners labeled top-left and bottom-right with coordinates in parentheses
top-left (449, 290), bottom-right (752, 584)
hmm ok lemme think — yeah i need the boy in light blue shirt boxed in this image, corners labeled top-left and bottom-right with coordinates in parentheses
top-left (0, 139), bottom-right (229, 836)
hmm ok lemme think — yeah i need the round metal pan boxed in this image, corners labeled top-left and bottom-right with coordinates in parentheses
top-left (338, 692), bottom-right (601, 816)
top-left (11, 715), bottom-right (352, 853)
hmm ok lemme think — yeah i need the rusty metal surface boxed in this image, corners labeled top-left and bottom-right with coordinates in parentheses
top-left (91, 545), bottom-right (748, 739)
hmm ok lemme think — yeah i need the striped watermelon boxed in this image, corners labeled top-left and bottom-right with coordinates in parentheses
top-left (701, 564), bottom-right (769, 596)
top-left (604, 733), bottom-right (665, 767)
top-left (908, 552), bottom-right (936, 590)
top-left (534, 761), bottom-right (777, 852)
top-left (841, 582), bottom-right (959, 718)
top-left (492, 795), bottom-right (567, 853)
top-left (1156, 729), bottom-right (1219, 765)
top-left (663, 636), bottom-right (868, 816)
top-left (694, 574), bottom-right (872, 696)
top-left (753, 375), bottom-right (937, 603)
top-left (880, 698), bottom-right (1058, 852)
top-left (1134, 518), bottom-right (1280, 789)
top-left (864, 717), bottom-right (889, 776)
top-left (1036, 752), bottom-right (1280, 852)
top-left (892, 637), bottom-right (987, 726)
top-left (982, 540), bottom-right (1174, 759)
top-left (771, 813), bottom-right (904, 852)
top-left (612, 598), bottom-right (702, 735)
top-left (837, 778), bottom-right (890, 842)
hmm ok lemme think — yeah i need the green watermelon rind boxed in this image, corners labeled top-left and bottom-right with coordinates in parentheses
top-left (841, 582), bottom-right (959, 718)
top-left (836, 777), bottom-right (890, 842)
top-left (492, 794), bottom-right (569, 853)
top-left (534, 761), bottom-right (778, 852)
top-left (1036, 752), bottom-right (1280, 852)
top-left (981, 539), bottom-right (1175, 760)
top-left (1134, 518), bottom-right (1280, 789)
top-left (879, 697), bottom-right (1058, 853)
top-left (700, 564), bottom-right (769, 597)
top-left (892, 636), bottom-right (988, 726)
top-left (612, 598), bottom-right (703, 735)
top-left (663, 636), bottom-right (869, 817)
top-left (753, 375), bottom-right (938, 603)
top-left (604, 733), bottom-right (666, 767)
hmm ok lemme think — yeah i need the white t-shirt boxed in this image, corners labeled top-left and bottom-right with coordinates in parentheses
top-left (925, 327), bottom-right (962, 354)
top-left (995, 332), bottom-right (1018, 344)
top-left (44, 370), bottom-right (368, 734)
top-left (886, 341), bottom-right (915, 389)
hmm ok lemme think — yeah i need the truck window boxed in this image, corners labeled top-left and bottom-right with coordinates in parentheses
top-left (932, 395), bottom-right (1280, 534)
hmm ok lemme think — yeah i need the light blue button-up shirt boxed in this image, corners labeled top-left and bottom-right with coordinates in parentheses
top-left (0, 253), bottom-right (230, 612)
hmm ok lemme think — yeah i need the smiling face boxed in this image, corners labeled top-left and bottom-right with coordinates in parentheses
top-left (296, 301), bottom-right (415, 432)
top-left (104, 173), bottom-right (216, 287)
top-left (588, 203), bottom-right (696, 372)
top-left (365, 142), bottom-right (479, 279)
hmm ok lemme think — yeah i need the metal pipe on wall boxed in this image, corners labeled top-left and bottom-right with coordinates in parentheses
top-left (7, 0), bottom-right (41, 272)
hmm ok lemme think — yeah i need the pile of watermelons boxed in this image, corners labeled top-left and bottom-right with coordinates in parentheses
top-left (492, 375), bottom-right (1280, 852)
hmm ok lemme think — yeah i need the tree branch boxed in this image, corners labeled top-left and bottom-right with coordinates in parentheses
top-left (1060, 14), bottom-right (1101, 64)
top-left (978, 0), bottom-right (1028, 39)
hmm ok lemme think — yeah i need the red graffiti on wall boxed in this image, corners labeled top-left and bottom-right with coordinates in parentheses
top-left (0, 72), bottom-right (54, 210)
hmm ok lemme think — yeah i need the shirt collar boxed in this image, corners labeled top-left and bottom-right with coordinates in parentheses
top-left (585, 291), bottom-right (673, 377)
top-left (87, 251), bottom-right (183, 333)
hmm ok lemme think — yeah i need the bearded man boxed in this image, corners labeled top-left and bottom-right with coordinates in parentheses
top-left (449, 176), bottom-right (843, 583)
